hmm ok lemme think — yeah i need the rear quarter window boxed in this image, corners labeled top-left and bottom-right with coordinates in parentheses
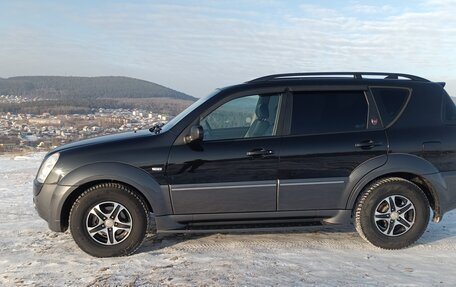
top-left (370, 87), bottom-right (410, 127)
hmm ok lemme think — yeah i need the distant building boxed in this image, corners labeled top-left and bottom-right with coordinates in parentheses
top-left (19, 132), bottom-right (38, 144)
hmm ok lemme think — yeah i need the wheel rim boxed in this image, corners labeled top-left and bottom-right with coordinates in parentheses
top-left (85, 201), bottom-right (133, 245)
top-left (374, 195), bottom-right (416, 237)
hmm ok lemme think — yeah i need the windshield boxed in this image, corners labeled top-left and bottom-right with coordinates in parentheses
top-left (160, 89), bottom-right (219, 132)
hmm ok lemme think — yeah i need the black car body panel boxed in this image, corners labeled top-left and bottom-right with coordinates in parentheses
top-left (33, 72), bottom-right (456, 234)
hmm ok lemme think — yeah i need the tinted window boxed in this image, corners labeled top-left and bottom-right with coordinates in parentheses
top-left (291, 91), bottom-right (368, 135)
top-left (371, 87), bottom-right (409, 127)
top-left (201, 94), bottom-right (280, 141)
top-left (443, 92), bottom-right (456, 123)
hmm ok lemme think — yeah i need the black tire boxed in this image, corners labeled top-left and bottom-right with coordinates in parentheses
top-left (69, 183), bottom-right (149, 257)
top-left (355, 177), bottom-right (430, 249)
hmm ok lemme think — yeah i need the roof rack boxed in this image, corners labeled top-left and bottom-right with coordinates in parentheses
top-left (247, 72), bottom-right (430, 83)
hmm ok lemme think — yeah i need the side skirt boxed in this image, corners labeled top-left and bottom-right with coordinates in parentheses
top-left (155, 210), bottom-right (352, 233)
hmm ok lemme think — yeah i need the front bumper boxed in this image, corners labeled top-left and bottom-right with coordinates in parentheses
top-left (33, 179), bottom-right (69, 232)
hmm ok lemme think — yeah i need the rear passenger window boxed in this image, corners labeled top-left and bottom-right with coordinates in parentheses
top-left (443, 92), bottom-right (456, 123)
top-left (371, 87), bottom-right (409, 127)
top-left (291, 91), bottom-right (368, 135)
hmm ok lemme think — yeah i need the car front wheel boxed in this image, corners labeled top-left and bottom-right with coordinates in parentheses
top-left (69, 183), bottom-right (149, 257)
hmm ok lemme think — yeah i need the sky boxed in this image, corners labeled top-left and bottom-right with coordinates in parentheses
top-left (1, 0), bottom-right (455, 97)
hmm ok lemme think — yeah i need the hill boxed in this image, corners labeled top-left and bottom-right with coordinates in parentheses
top-left (0, 76), bottom-right (195, 101)
top-left (0, 76), bottom-right (195, 115)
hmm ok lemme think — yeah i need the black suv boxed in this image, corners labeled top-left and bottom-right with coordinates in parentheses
top-left (33, 72), bottom-right (456, 257)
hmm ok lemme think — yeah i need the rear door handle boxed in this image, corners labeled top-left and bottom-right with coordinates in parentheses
top-left (355, 140), bottom-right (383, 150)
top-left (246, 148), bottom-right (274, 157)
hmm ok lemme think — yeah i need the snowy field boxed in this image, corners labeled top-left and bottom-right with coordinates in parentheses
top-left (1, 153), bottom-right (456, 286)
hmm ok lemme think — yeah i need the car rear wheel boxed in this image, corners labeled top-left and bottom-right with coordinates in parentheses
top-left (355, 177), bottom-right (430, 249)
top-left (69, 183), bottom-right (149, 257)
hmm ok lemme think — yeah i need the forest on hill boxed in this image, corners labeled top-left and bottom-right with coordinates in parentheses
top-left (0, 76), bottom-right (194, 100)
top-left (0, 76), bottom-right (195, 114)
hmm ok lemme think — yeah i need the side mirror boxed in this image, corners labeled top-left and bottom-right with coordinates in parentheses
top-left (185, 125), bottom-right (204, 143)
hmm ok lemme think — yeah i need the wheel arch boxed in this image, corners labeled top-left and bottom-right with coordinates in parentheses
top-left (350, 172), bottom-right (438, 217)
top-left (346, 153), bottom-right (443, 222)
top-left (60, 180), bottom-right (154, 231)
top-left (52, 162), bottom-right (172, 231)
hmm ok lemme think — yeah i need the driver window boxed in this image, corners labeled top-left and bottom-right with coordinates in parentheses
top-left (200, 94), bottom-right (280, 141)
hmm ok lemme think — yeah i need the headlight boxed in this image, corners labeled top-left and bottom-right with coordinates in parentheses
top-left (36, 153), bottom-right (60, 183)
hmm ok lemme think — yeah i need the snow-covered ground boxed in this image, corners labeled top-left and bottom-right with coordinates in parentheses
top-left (1, 153), bottom-right (456, 286)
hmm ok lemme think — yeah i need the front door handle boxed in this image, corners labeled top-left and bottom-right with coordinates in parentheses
top-left (246, 148), bottom-right (274, 157)
top-left (355, 140), bottom-right (383, 150)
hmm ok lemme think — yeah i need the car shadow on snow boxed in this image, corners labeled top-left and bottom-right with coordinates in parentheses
top-left (138, 232), bottom-right (208, 254)
top-left (136, 224), bottom-right (359, 254)
top-left (136, 220), bottom-right (456, 254)
top-left (418, 222), bottom-right (456, 245)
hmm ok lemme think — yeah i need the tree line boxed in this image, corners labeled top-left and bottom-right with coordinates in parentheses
top-left (0, 76), bottom-right (195, 101)
top-left (0, 98), bottom-right (194, 115)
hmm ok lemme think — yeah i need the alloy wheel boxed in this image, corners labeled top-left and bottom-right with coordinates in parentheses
top-left (374, 195), bottom-right (416, 237)
top-left (85, 201), bottom-right (133, 245)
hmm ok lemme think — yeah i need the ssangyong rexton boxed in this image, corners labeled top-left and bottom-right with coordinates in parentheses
top-left (33, 72), bottom-right (456, 257)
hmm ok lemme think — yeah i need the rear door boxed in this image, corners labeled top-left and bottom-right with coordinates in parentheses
top-left (278, 88), bottom-right (388, 211)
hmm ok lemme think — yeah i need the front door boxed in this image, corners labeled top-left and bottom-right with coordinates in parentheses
top-left (167, 92), bottom-right (284, 214)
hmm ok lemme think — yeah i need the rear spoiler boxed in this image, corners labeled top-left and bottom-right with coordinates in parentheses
top-left (437, 82), bottom-right (446, 87)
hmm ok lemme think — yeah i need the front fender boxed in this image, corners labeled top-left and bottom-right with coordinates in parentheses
top-left (54, 162), bottom-right (172, 219)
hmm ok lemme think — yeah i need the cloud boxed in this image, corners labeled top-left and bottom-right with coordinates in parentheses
top-left (0, 0), bottom-right (455, 96)
top-left (346, 4), bottom-right (396, 14)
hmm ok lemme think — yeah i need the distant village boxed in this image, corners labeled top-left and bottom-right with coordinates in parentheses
top-left (0, 95), bottom-right (171, 154)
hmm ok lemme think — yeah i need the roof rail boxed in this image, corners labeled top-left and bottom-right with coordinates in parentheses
top-left (247, 72), bottom-right (430, 83)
